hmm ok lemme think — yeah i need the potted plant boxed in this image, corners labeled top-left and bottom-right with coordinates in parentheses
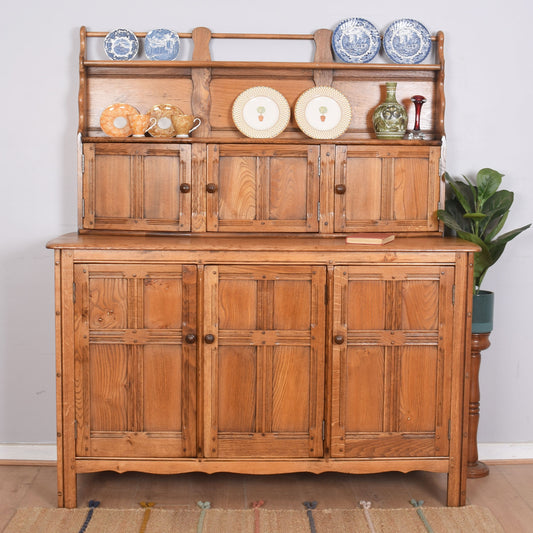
top-left (437, 167), bottom-right (530, 333)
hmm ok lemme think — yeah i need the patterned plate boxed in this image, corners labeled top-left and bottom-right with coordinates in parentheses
top-left (332, 18), bottom-right (380, 63)
top-left (294, 86), bottom-right (352, 139)
top-left (232, 87), bottom-right (290, 138)
top-left (145, 29), bottom-right (180, 60)
top-left (383, 19), bottom-right (431, 64)
top-left (103, 29), bottom-right (139, 61)
top-left (100, 103), bottom-right (140, 137)
top-left (148, 104), bottom-right (184, 137)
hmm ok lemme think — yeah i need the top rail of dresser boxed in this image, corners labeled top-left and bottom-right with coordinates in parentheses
top-left (81, 27), bottom-right (444, 71)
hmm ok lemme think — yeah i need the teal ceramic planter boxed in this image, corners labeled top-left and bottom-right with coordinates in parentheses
top-left (472, 290), bottom-right (494, 333)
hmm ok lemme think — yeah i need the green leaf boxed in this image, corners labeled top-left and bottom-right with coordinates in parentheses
top-left (476, 168), bottom-right (503, 206)
top-left (490, 224), bottom-right (531, 248)
top-left (484, 211), bottom-right (509, 241)
top-left (437, 210), bottom-right (468, 234)
top-left (438, 199), bottom-right (472, 233)
top-left (463, 212), bottom-right (487, 221)
top-left (479, 190), bottom-right (513, 237)
top-left (445, 174), bottom-right (474, 214)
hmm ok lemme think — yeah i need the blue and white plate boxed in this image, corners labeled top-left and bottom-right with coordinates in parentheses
top-left (332, 18), bottom-right (380, 63)
top-left (103, 29), bottom-right (139, 61)
top-left (383, 19), bottom-right (431, 64)
top-left (145, 28), bottom-right (180, 61)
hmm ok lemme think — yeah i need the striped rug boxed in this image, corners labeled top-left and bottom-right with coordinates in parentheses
top-left (5, 500), bottom-right (504, 533)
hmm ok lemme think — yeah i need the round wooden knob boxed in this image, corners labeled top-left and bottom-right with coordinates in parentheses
top-left (185, 333), bottom-right (197, 344)
top-left (334, 335), bottom-right (345, 344)
top-left (204, 334), bottom-right (215, 344)
top-left (206, 183), bottom-right (218, 193)
top-left (335, 184), bottom-right (346, 195)
top-left (180, 183), bottom-right (191, 193)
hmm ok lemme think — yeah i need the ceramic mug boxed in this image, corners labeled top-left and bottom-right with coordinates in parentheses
top-left (128, 114), bottom-right (156, 137)
top-left (171, 114), bottom-right (202, 137)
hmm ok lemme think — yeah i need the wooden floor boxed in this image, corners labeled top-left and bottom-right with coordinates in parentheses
top-left (0, 463), bottom-right (532, 532)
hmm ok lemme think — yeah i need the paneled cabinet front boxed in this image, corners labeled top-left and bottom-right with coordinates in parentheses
top-left (73, 263), bottom-right (198, 458)
top-left (334, 146), bottom-right (441, 233)
top-left (82, 143), bottom-right (192, 232)
top-left (202, 265), bottom-right (326, 458)
top-left (206, 144), bottom-right (320, 232)
top-left (330, 265), bottom-right (454, 459)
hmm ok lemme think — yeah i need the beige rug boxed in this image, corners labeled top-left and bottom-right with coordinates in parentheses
top-left (5, 504), bottom-right (504, 533)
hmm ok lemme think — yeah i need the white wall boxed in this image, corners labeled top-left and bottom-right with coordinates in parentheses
top-left (1, 0), bottom-right (531, 456)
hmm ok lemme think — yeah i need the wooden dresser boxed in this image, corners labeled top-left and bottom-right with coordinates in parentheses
top-left (48, 26), bottom-right (477, 508)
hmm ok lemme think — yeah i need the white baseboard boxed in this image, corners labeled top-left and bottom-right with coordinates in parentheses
top-left (478, 442), bottom-right (533, 461)
top-left (0, 444), bottom-right (56, 462)
top-left (0, 443), bottom-right (532, 463)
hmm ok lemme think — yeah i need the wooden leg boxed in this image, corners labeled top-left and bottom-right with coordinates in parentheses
top-left (467, 332), bottom-right (490, 479)
top-left (63, 466), bottom-right (78, 508)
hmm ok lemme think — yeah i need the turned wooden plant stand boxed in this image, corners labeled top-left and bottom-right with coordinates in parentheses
top-left (467, 332), bottom-right (491, 478)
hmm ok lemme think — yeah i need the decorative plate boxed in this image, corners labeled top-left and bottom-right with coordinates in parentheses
top-left (103, 29), bottom-right (139, 61)
top-left (148, 104), bottom-right (184, 137)
top-left (294, 87), bottom-right (352, 139)
top-left (145, 28), bottom-right (180, 61)
top-left (332, 18), bottom-right (381, 63)
top-left (232, 86), bottom-right (290, 138)
top-left (383, 19), bottom-right (431, 64)
top-left (100, 103), bottom-right (140, 137)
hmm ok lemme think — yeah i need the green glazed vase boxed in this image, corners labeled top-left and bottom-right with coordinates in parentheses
top-left (372, 82), bottom-right (408, 139)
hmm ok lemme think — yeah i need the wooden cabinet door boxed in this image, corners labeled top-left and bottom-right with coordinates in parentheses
top-left (203, 265), bottom-right (326, 458)
top-left (82, 143), bottom-right (192, 232)
top-left (73, 264), bottom-right (197, 458)
top-left (331, 265), bottom-right (454, 458)
top-left (334, 146), bottom-right (440, 233)
top-left (206, 144), bottom-right (319, 232)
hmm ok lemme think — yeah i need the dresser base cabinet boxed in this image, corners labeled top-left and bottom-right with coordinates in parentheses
top-left (49, 234), bottom-right (475, 508)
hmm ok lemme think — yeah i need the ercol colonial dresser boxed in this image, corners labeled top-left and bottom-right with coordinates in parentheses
top-left (47, 26), bottom-right (477, 508)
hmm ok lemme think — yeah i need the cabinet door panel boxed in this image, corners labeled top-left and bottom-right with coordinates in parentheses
top-left (83, 143), bottom-right (191, 232)
top-left (331, 266), bottom-right (453, 458)
top-left (344, 346), bottom-right (385, 433)
top-left (207, 145), bottom-right (319, 232)
top-left (398, 346), bottom-right (438, 433)
top-left (334, 146), bottom-right (440, 233)
top-left (204, 265), bottom-right (326, 458)
top-left (217, 346), bottom-right (257, 433)
top-left (89, 344), bottom-right (129, 431)
top-left (74, 264), bottom-right (197, 458)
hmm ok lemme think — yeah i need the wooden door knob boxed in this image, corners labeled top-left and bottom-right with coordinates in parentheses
top-left (204, 334), bottom-right (215, 344)
top-left (180, 183), bottom-right (191, 193)
top-left (335, 184), bottom-right (346, 195)
top-left (185, 333), bottom-right (197, 344)
top-left (334, 335), bottom-right (345, 344)
top-left (206, 183), bottom-right (218, 193)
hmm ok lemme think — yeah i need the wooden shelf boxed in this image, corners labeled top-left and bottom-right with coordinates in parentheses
top-left (83, 59), bottom-right (442, 71)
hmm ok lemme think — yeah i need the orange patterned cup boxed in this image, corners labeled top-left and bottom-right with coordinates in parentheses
top-left (171, 114), bottom-right (202, 137)
top-left (128, 114), bottom-right (156, 137)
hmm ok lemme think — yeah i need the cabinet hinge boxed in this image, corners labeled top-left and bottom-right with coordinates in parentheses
top-left (317, 201), bottom-right (321, 221)
top-left (81, 198), bottom-right (85, 219)
top-left (73, 282), bottom-right (76, 304)
top-left (452, 285), bottom-right (456, 305)
top-left (322, 420), bottom-right (325, 441)
top-left (317, 155), bottom-right (321, 177)
top-left (74, 420), bottom-right (78, 440)
top-left (81, 153), bottom-right (85, 174)
top-left (438, 201), bottom-right (442, 210)
top-left (448, 419), bottom-right (451, 440)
